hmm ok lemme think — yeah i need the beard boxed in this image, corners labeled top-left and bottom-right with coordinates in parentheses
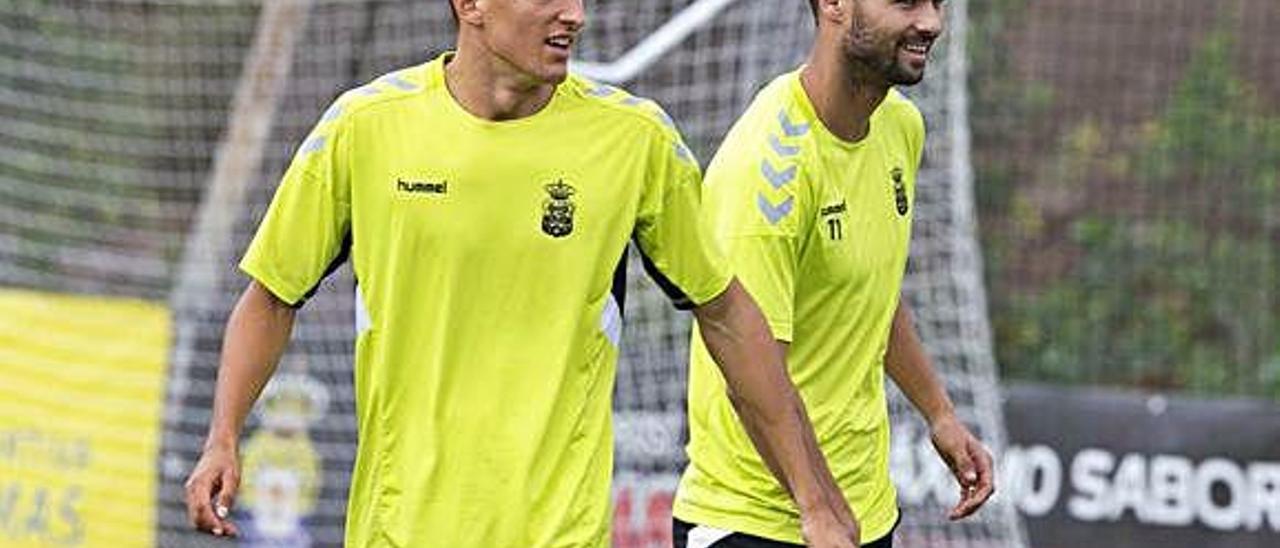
top-left (844, 11), bottom-right (927, 86)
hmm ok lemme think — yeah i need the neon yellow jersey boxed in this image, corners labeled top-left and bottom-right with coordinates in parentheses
top-left (673, 70), bottom-right (924, 544)
top-left (240, 53), bottom-right (731, 547)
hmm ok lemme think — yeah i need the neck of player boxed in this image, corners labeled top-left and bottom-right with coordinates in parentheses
top-left (445, 43), bottom-right (557, 121)
top-left (800, 32), bottom-right (889, 143)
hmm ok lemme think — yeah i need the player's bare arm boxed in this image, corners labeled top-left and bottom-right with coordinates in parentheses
top-left (184, 280), bottom-right (296, 537)
top-left (693, 278), bottom-right (861, 548)
top-left (884, 300), bottom-right (994, 520)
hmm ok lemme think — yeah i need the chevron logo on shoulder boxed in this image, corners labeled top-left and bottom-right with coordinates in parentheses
top-left (777, 110), bottom-right (809, 137)
top-left (760, 159), bottom-right (796, 189)
top-left (379, 73), bottom-right (417, 91)
top-left (757, 192), bottom-right (794, 225)
top-left (768, 134), bottom-right (800, 157)
top-left (585, 82), bottom-right (617, 97)
top-left (320, 103), bottom-right (343, 122)
top-left (674, 141), bottom-right (695, 164)
top-left (299, 135), bottom-right (326, 154)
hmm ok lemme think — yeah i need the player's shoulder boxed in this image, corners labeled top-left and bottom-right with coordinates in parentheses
top-left (321, 61), bottom-right (438, 125)
top-left (736, 70), bottom-right (812, 135)
top-left (561, 73), bottom-right (698, 165)
top-left (561, 73), bottom-right (685, 141)
top-left (704, 70), bottom-right (817, 227)
top-left (735, 70), bottom-right (820, 155)
top-left (712, 70), bottom-right (818, 175)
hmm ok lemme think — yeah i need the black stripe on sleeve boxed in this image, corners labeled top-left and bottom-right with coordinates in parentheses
top-left (634, 238), bottom-right (694, 311)
top-left (612, 247), bottom-right (629, 315)
top-left (292, 231), bottom-right (352, 308)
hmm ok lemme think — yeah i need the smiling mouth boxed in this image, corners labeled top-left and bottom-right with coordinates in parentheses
top-left (901, 41), bottom-right (931, 57)
top-left (545, 35), bottom-right (574, 53)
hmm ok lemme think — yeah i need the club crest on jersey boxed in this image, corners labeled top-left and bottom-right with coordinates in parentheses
top-left (891, 167), bottom-right (909, 216)
top-left (541, 179), bottom-right (576, 238)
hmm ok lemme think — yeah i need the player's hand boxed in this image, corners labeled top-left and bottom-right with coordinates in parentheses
top-left (929, 414), bottom-right (995, 520)
top-left (184, 443), bottom-right (242, 537)
top-left (800, 507), bottom-right (860, 548)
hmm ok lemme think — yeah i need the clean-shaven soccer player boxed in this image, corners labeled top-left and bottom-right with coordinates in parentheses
top-left (184, 0), bottom-right (860, 546)
top-left (673, 1), bottom-right (995, 547)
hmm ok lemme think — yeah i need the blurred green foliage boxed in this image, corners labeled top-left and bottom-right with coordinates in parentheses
top-left (972, 5), bottom-right (1280, 398)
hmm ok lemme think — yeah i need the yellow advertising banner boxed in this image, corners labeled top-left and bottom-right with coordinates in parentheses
top-left (0, 289), bottom-right (170, 548)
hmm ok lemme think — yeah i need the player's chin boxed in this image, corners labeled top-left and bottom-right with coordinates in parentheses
top-left (889, 62), bottom-right (927, 86)
top-left (541, 67), bottom-right (570, 85)
top-left (533, 60), bottom-right (570, 84)
top-left (535, 48), bottom-right (572, 82)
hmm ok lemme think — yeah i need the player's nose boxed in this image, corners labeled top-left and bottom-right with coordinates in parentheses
top-left (914, 1), bottom-right (944, 38)
top-left (559, 0), bottom-right (586, 32)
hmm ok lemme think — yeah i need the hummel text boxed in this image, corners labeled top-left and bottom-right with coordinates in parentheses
top-left (397, 178), bottom-right (448, 194)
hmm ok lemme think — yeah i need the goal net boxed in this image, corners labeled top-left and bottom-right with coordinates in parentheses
top-left (0, 1), bottom-right (1024, 546)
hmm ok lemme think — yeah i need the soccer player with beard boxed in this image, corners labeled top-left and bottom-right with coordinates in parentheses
top-left (183, 0), bottom-right (861, 546)
top-left (673, 1), bottom-right (995, 546)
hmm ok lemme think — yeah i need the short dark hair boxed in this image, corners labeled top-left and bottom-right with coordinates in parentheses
top-left (808, 0), bottom-right (818, 20)
top-left (447, 0), bottom-right (458, 25)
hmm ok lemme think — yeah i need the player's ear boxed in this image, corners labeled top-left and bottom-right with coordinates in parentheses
top-left (453, 0), bottom-right (484, 27)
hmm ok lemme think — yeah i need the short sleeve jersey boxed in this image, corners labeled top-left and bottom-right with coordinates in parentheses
top-left (240, 53), bottom-right (731, 547)
top-left (673, 70), bottom-right (925, 544)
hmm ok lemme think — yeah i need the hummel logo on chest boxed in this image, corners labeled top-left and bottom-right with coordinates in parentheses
top-left (820, 199), bottom-right (847, 217)
top-left (397, 178), bottom-right (448, 194)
